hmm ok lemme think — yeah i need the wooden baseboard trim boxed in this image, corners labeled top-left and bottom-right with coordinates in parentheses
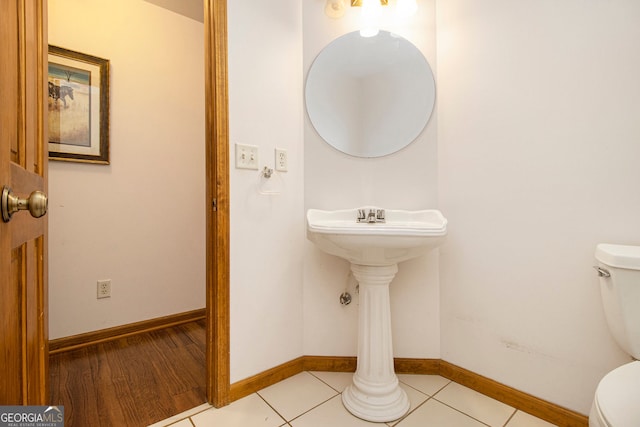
top-left (229, 356), bottom-right (587, 427)
top-left (302, 355), bottom-right (357, 372)
top-left (48, 308), bottom-right (207, 355)
top-left (394, 357), bottom-right (441, 375)
top-left (229, 357), bottom-right (305, 402)
top-left (438, 360), bottom-right (588, 427)
top-left (228, 356), bottom-right (359, 403)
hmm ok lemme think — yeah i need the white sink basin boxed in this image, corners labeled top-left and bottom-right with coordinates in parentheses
top-left (307, 207), bottom-right (448, 421)
top-left (306, 207), bottom-right (447, 266)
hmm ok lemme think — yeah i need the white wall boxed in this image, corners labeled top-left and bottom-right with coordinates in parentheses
top-left (437, 0), bottom-right (640, 414)
top-left (302, 1), bottom-right (441, 359)
top-left (48, 0), bottom-right (205, 338)
top-left (227, 1), bottom-right (305, 383)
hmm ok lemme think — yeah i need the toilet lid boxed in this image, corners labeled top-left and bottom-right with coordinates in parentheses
top-left (595, 361), bottom-right (640, 427)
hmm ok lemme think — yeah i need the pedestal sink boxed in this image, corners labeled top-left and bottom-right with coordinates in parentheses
top-left (306, 207), bottom-right (447, 422)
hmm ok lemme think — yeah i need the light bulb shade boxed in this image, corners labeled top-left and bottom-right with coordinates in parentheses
top-left (359, 0), bottom-right (382, 37)
top-left (351, 0), bottom-right (388, 5)
top-left (396, 0), bottom-right (418, 17)
top-left (325, 0), bottom-right (346, 18)
top-left (360, 27), bottom-right (380, 37)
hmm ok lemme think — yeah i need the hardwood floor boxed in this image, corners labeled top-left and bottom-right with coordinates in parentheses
top-left (49, 319), bottom-right (207, 427)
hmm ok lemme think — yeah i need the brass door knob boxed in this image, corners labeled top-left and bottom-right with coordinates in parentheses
top-left (1, 186), bottom-right (48, 223)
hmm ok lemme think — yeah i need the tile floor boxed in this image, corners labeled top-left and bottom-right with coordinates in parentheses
top-left (148, 371), bottom-right (557, 427)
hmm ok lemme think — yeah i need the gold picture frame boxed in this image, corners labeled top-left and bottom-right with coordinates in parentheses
top-left (48, 45), bottom-right (110, 164)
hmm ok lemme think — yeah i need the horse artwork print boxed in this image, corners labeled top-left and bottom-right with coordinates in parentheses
top-left (47, 45), bottom-right (110, 164)
top-left (48, 61), bottom-right (91, 147)
top-left (48, 81), bottom-right (75, 108)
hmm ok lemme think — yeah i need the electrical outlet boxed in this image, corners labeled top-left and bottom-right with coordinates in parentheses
top-left (235, 143), bottom-right (259, 170)
top-left (97, 279), bottom-right (111, 299)
top-left (275, 148), bottom-right (287, 172)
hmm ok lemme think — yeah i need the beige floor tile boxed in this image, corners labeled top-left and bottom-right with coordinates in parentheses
top-left (506, 410), bottom-right (558, 427)
top-left (146, 403), bottom-right (211, 427)
top-left (396, 398), bottom-right (486, 427)
top-left (309, 371), bottom-right (354, 393)
top-left (434, 382), bottom-right (515, 427)
top-left (258, 372), bottom-right (338, 421)
top-left (398, 374), bottom-right (451, 396)
top-left (401, 383), bottom-right (430, 414)
top-left (387, 384), bottom-right (431, 426)
top-left (290, 395), bottom-right (381, 427)
top-left (164, 420), bottom-right (193, 427)
top-left (191, 393), bottom-right (286, 427)
top-left (150, 373), bottom-right (560, 427)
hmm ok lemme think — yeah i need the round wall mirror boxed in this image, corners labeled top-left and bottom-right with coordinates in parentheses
top-left (305, 31), bottom-right (435, 158)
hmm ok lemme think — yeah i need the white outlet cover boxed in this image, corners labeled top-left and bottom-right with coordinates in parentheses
top-left (97, 279), bottom-right (111, 299)
top-left (275, 148), bottom-right (287, 172)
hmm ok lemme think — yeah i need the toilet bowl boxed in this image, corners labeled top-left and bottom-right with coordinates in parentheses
top-left (590, 244), bottom-right (640, 427)
top-left (589, 361), bottom-right (640, 427)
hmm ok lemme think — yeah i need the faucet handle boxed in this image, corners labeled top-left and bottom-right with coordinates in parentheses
top-left (357, 209), bottom-right (366, 221)
top-left (376, 209), bottom-right (385, 221)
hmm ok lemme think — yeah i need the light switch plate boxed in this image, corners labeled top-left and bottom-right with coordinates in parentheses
top-left (235, 144), bottom-right (259, 170)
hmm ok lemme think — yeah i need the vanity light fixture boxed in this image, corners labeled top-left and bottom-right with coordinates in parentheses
top-left (325, 0), bottom-right (347, 19)
top-left (350, 0), bottom-right (389, 5)
top-left (324, 0), bottom-right (418, 37)
top-left (396, 0), bottom-right (418, 17)
top-left (358, 0), bottom-right (384, 37)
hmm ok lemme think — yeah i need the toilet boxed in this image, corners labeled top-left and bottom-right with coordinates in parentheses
top-left (590, 244), bottom-right (640, 427)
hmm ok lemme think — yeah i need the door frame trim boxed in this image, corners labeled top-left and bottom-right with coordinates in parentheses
top-left (204, 0), bottom-right (230, 407)
top-left (39, 0), bottom-right (230, 407)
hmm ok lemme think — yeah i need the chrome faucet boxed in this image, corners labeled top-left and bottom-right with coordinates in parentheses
top-left (356, 208), bottom-right (386, 223)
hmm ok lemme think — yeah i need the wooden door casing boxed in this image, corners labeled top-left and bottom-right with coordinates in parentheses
top-left (204, 0), bottom-right (230, 407)
top-left (0, 0), bottom-right (231, 410)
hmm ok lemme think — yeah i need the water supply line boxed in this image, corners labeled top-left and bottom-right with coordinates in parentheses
top-left (340, 292), bottom-right (352, 306)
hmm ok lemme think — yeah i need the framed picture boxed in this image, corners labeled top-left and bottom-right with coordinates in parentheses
top-left (48, 45), bottom-right (110, 164)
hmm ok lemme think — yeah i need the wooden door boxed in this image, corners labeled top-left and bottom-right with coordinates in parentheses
top-left (0, 0), bottom-right (49, 405)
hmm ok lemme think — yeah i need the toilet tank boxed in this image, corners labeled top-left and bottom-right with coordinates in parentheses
top-left (595, 244), bottom-right (640, 359)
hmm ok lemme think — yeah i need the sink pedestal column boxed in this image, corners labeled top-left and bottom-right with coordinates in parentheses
top-left (342, 263), bottom-right (410, 422)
